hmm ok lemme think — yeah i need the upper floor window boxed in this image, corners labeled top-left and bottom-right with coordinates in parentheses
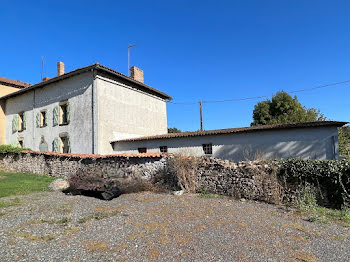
top-left (12, 112), bottom-right (26, 133)
top-left (160, 146), bottom-right (168, 153)
top-left (18, 112), bottom-right (25, 132)
top-left (202, 143), bottom-right (212, 155)
top-left (138, 147), bottom-right (147, 153)
top-left (59, 102), bottom-right (68, 125)
top-left (40, 110), bottom-right (47, 127)
top-left (53, 101), bottom-right (70, 126)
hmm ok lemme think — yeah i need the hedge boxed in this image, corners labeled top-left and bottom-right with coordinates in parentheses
top-left (278, 159), bottom-right (350, 208)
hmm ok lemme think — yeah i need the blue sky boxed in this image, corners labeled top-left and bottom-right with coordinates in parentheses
top-left (1, 0), bottom-right (349, 131)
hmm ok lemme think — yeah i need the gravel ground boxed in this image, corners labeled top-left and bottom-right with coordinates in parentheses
top-left (0, 191), bottom-right (349, 262)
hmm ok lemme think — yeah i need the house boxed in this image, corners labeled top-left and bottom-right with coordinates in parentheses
top-left (0, 77), bottom-right (31, 145)
top-left (0, 61), bottom-right (346, 160)
top-left (0, 77), bottom-right (30, 97)
top-left (111, 121), bottom-right (347, 161)
top-left (0, 62), bottom-right (171, 154)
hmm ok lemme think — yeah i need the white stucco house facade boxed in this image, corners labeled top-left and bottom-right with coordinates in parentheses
top-left (0, 62), bottom-right (171, 155)
top-left (0, 61), bottom-right (347, 160)
top-left (111, 121), bottom-right (346, 162)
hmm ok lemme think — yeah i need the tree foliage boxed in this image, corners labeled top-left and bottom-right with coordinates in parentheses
top-left (338, 126), bottom-right (350, 159)
top-left (251, 91), bottom-right (326, 126)
top-left (168, 127), bottom-right (182, 133)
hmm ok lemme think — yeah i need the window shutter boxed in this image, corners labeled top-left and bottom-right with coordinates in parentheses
top-left (53, 138), bottom-right (59, 152)
top-left (53, 106), bottom-right (59, 126)
top-left (36, 113), bottom-right (40, 127)
top-left (66, 103), bottom-right (70, 124)
top-left (67, 137), bottom-right (71, 153)
top-left (12, 115), bottom-right (18, 133)
top-left (45, 111), bottom-right (48, 125)
top-left (23, 113), bottom-right (26, 130)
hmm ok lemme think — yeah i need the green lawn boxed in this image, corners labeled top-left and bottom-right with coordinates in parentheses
top-left (0, 170), bottom-right (55, 198)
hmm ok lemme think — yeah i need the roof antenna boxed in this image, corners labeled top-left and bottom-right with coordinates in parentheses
top-left (128, 44), bottom-right (136, 76)
top-left (41, 56), bottom-right (44, 81)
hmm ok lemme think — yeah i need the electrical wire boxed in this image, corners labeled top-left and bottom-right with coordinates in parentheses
top-left (167, 80), bottom-right (350, 105)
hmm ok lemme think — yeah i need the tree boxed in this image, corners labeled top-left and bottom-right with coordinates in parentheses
top-left (168, 127), bottom-right (182, 133)
top-left (338, 126), bottom-right (350, 159)
top-left (251, 91), bottom-right (326, 126)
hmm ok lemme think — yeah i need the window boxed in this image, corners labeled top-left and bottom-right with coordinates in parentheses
top-left (59, 133), bottom-right (71, 153)
top-left (40, 110), bottom-right (47, 127)
top-left (202, 143), bottom-right (212, 155)
top-left (18, 112), bottom-right (25, 132)
top-left (138, 147), bottom-right (147, 153)
top-left (59, 101), bottom-right (70, 125)
top-left (160, 146), bottom-right (168, 153)
top-left (39, 136), bottom-right (48, 152)
top-left (53, 133), bottom-right (71, 153)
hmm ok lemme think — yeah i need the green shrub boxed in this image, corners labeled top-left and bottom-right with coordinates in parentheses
top-left (295, 183), bottom-right (317, 211)
top-left (0, 144), bottom-right (30, 153)
top-left (278, 159), bottom-right (350, 208)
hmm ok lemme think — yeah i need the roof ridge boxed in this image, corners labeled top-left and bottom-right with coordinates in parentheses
top-left (0, 76), bottom-right (31, 88)
top-left (111, 121), bottom-right (348, 143)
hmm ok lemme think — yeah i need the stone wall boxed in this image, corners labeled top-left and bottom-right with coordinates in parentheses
top-left (0, 151), bottom-right (166, 180)
top-left (5, 151), bottom-right (342, 206)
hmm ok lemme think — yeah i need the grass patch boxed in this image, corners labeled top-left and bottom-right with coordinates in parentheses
top-left (0, 170), bottom-right (55, 198)
top-left (293, 184), bottom-right (350, 227)
top-left (0, 197), bottom-right (22, 209)
top-left (306, 207), bottom-right (350, 226)
top-left (199, 193), bottom-right (220, 199)
top-left (78, 210), bottom-right (120, 224)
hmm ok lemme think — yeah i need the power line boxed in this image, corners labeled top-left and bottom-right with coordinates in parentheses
top-left (167, 80), bottom-right (350, 105)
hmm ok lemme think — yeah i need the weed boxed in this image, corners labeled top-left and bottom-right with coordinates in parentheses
top-left (64, 227), bottom-right (80, 234)
top-left (81, 241), bottom-right (109, 252)
top-left (78, 210), bottom-right (119, 224)
top-left (0, 198), bottom-right (22, 209)
top-left (295, 183), bottom-right (317, 211)
top-left (15, 232), bottom-right (56, 241)
top-left (199, 193), bottom-right (219, 199)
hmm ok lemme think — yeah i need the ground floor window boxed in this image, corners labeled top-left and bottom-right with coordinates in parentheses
top-left (138, 147), bottom-right (147, 153)
top-left (59, 134), bottom-right (70, 153)
top-left (39, 136), bottom-right (48, 151)
top-left (160, 146), bottom-right (168, 153)
top-left (202, 143), bottom-right (212, 155)
top-left (53, 133), bottom-right (71, 153)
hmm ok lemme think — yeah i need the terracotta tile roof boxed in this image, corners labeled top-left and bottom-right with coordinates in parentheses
top-left (0, 63), bottom-right (171, 100)
top-left (111, 121), bottom-right (348, 143)
top-left (0, 77), bottom-right (31, 88)
top-left (21, 150), bottom-right (164, 159)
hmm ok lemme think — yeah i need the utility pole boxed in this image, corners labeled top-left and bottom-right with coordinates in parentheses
top-left (128, 44), bottom-right (136, 76)
top-left (199, 101), bottom-right (203, 131)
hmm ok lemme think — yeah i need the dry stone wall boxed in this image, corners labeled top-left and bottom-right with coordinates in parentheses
top-left (0, 152), bottom-right (166, 180)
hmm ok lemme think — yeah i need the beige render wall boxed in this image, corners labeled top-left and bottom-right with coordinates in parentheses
top-left (0, 84), bottom-right (20, 98)
top-left (0, 85), bottom-right (21, 144)
top-left (96, 75), bottom-right (168, 154)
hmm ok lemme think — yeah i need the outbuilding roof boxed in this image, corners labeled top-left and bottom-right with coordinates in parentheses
top-left (0, 63), bottom-right (172, 100)
top-left (0, 77), bottom-right (31, 88)
top-left (111, 121), bottom-right (348, 143)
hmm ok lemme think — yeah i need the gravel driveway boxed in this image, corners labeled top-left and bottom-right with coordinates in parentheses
top-left (0, 191), bottom-right (349, 262)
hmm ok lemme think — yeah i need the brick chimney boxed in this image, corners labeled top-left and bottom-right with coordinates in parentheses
top-left (130, 66), bottom-right (144, 83)
top-left (57, 62), bottom-right (65, 76)
top-left (42, 77), bottom-right (51, 81)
